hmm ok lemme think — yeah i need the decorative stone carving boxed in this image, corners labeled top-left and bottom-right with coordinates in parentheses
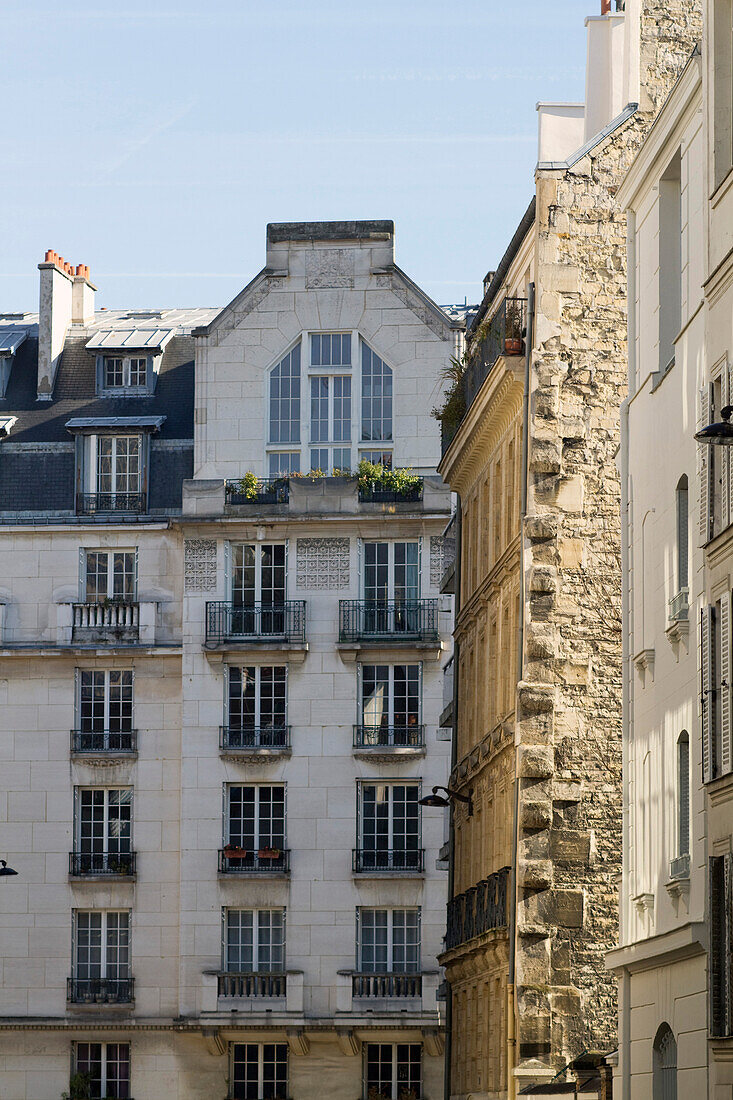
top-left (296, 538), bottom-right (350, 590)
top-left (430, 536), bottom-right (448, 588)
top-left (305, 249), bottom-right (355, 289)
top-left (184, 539), bottom-right (217, 592)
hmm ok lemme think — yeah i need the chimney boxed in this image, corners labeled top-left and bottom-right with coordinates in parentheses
top-left (72, 263), bottom-right (97, 325)
top-left (37, 250), bottom-right (74, 400)
top-left (583, 0), bottom-right (626, 142)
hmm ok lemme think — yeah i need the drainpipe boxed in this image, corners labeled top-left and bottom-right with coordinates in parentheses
top-left (508, 281), bottom-right (535, 1099)
top-left (444, 504), bottom-right (461, 1100)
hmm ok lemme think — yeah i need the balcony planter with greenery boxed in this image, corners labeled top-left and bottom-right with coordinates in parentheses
top-left (503, 298), bottom-right (525, 355)
top-left (223, 845), bottom-right (249, 859)
top-left (356, 460), bottom-right (422, 502)
top-left (257, 846), bottom-right (281, 860)
top-left (62, 1073), bottom-right (92, 1100)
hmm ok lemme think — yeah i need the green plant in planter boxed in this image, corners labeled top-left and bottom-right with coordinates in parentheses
top-left (357, 460), bottom-right (421, 498)
top-left (235, 470), bottom-right (260, 500)
top-left (398, 1089), bottom-right (420, 1100)
top-left (504, 298), bottom-right (524, 341)
top-left (367, 1088), bottom-right (390, 1100)
top-left (431, 354), bottom-right (466, 438)
top-left (62, 1071), bottom-right (92, 1100)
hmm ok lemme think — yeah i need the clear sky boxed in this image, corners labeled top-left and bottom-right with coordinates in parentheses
top-left (1, 0), bottom-right (593, 313)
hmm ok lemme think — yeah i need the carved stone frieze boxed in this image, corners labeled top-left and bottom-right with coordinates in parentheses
top-left (184, 539), bottom-right (217, 592)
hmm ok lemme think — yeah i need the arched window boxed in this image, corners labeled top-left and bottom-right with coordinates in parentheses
top-left (653, 1023), bottom-right (677, 1100)
top-left (677, 732), bottom-right (690, 860)
top-left (676, 476), bottom-right (688, 593)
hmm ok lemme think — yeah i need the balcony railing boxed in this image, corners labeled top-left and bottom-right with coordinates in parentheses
top-left (353, 725), bottom-right (425, 749)
top-left (70, 728), bottom-right (137, 754)
top-left (217, 971), bottom-right (287, 998)
top-left (69, 852), bottom-right (136, 877)
top-left (352, 972), bottom-right (422, 998)
top-left (220, 726), bottom-right (291, 751)
top-left (76, 492), bottom-right (146, 515)
top-left (462, 296), bottom-right (527, 410)
top-left (225, 478), bottom-right (290, 505)
top-left (358, 479), bottom-right (424, 504)
top-left (670, 853), bottom-right (690, 879)
top-left (67, 976), bottom-right (134, 1004)
top-left (353, 848), bottom-right (424, 873)
top-left (669, 587), bottom-right (689, 622)
top-left (339, 600), bottom-right (439, 643)
top-left (219, 848), bottom-right (290, 874)
top-left (445, 866), bottom-right (510, 951)
top-left (205, 602), bottom-right (306, 646)
top-left (72, 601), bottom-right (139, 640)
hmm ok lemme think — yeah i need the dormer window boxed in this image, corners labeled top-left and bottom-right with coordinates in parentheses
top-left (66, 415), bottom-right (165, 515)
top-left (86, 327), bottom-right (174, 395)
top-left (103, 356), bottom-right (148, 391)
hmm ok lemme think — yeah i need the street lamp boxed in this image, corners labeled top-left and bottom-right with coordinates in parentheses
top-left (419, 785), bottom-right (473, 817)
top-left (0, 860), bottom-right (18, 877)
top-left (695, 405), bottom-right (733, 445)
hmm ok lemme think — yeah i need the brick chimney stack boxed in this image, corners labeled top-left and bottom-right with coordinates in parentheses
top-left (37, 250), bottom-right (96, 400)
top-left (71, 263), bottom-right (97, 326)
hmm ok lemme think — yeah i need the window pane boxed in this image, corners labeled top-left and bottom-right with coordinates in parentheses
top-left (361, 340), bottom-right (393, 442)
top-left (104, 358), bottom-right (123, 388)
top-left (129, 358), bottom-right (147, 386)
top-left (85, 552), bottom-right (109, 602)
top-left (105, 1042), bottom-right (131, 1099)
top-left (310, 377), bottom-right (329, 443)
top-left (226, 909), bottom-right (255, 972)
top-left (229, 667), bottom-right (257, 730)
top-left (362, 666), bottom-right (389, 730)
top-left (269, 344), bottom-right (301, 444)
top-left (268, 451), bottom-right (300, 476)
top-left (333, 376), bottom-right (351, 442)
top-left (112, 552), bottom-right (136, 599)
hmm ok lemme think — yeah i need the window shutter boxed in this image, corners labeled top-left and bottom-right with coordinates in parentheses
top-left (711, 856), bottom-right (725, 1034)
top-left (723, 593), bottom-right (732, 777)
top-left (702, 605), bottom-right (715, 783)
top-left (223, 541), bottom-right (231, 600)
top-left (699, 385), bottom-right (714, 544)
top-left (723, 370), bottom-right (731, 532)
top-left (355, 906), bottom-right (361, 969)
top-left (78, 547), bottom-right (86, 601)
top-left (418, 537), bottom-right (423, 598)
top-left (140, 434), bottom-right (150, 511)
top-left (357, 538), bottom-right (363, 597)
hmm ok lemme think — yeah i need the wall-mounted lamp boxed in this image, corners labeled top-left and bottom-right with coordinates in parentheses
top-left (0, 860), bottom-right (18, 877)
top-left (419, 785), bottom-right (473, 817)
top-left (695, 405), bottom-right (733, 446)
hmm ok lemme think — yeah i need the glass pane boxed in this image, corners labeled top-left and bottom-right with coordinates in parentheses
top-left (85, 552), bottom-right (109, 602)
top-left (310, 377), bottom-right (329, 443)
top-left (232, 545), bottom-right (257, 608)
top-left (333, 376), bottom-right (351, 442)
top-left (229, 667), bottom-right (257, 731)
top-left (112, 553), bottom-right (135, 599)
top-left (226, 910), bottom-right (254, 972)
top-left (361, 340), bottom-right (393, 442)
top-left (269, 344), bottom-right (301, 444)
top-left (268, 451), bottom-right (300, 476)
top-left (362, 665), bottom-right (389, 732)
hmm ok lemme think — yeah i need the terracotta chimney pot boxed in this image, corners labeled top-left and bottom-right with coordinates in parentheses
top-left (601, 0), bottom-right (611, 12)
top-left (45, 250), bottom-right (54, 263)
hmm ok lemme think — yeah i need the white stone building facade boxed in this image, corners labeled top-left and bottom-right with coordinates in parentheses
top-left (0, 222), bottom-right (455, 1099)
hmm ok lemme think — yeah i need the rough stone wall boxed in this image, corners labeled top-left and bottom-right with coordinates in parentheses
top-left (516, 0), bottom-right (702, 1074)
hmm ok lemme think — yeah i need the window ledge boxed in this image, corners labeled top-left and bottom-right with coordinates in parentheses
top-left (665, 876), bottom-right (690, 900)
top-left (633, 648), bottom-right (655, 681)
top-left (665, 617), bottom-right (689, 645)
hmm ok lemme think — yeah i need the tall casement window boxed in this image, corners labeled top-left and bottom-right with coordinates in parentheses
top-left (83, 550), bottom-right (137, 602)
top-left (231, 543), bottom-right (286, 607)
top-left (231, 1043), bottom-right (288, 1100)
top-left (676, 477), bottom-right (689, 595)
top-left (714, 0), bottom-right (733, 188)
top-left (673, 733), bottom-right (691, 879)
top-left (267, 334), bottom-right (394, 474)
top-left (652, 1024), bottom-right (677, 1100)
top-left (357, 909), bottom-right (420, 973)
top-left (74, 428), bottom-right (152, 515)
top-left (74, 788), bottom-right (133, 875)
top-left (699, 366), bottom-right (733, 542)
top-left (658, 151), bottom-right (682, 375)
top-left (76, 669), bottom-right (134, 753)
top-left (711, 853), bottom-right (733, 1035)
top-left (356, 782), bottom-right (422, 872)
top-left (224, 909), bottom-right (285, 974)
top-left (71, 910), bottom-right (131, 1002)
top-left (227, 666), bottom-right (287, 749)
top-left (364, 1043), bottom-right (422, 1100)
top-left (74, 1042), bottom-right (130, 1100)
top-left (360, 664), bottom-right (421, 745)
top-left (701, 598), bottom-right (733, 782)
top-left (224, 785), bottom-right (287, 870)
top-left (363, 541), bottom-right (420, 634)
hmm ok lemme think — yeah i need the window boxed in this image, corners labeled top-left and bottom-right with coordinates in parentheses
top-left (268, 451), bottom-right (300, 477)
top-left (231, 544), bottom-right (286, 607)
top-left (74, 1042), bottom-right (130, 1100)
top-left (700, 371), bottom-right (733, 542)
top-left (75, 788), bottom-right (133, 873)
top-left (76, 433), bottom-right (148, 514)
top-left (357, 909), bottom-right (420, 973)
top-left (361, 449), bottom-right (393, 468)
top-left (231, 1043), bottom-right (288, 1100)
top-left (228, 667), bottom-right (287, 732)
top-left (702, 598), bottom-right (733, 782)
top-left (677, 732), bottom-right (690, 861)
top-left (309, 374), bottom-right (352, 472)
top-left (711, 853), bottom-right (733, 1035)
top-left (360, 665), bottom-right (420, 734)
top-left (98, 436), bottom-right (142, 497)
top-left (676, 477), bottom-right (689, 594)
top-left (77, 670), bottom-right (133, 750)
top-left (72, 911), bottom-right (130, 999)
top-left (361, 339), bottom-right (393, 442)
top-left (102, 355), bottom-right (148, 391)
top-left (311, 332), bottom-right (351, 368)
top-left (363, 542), bottom-right (420, 603)
top-left (652, 1023), bottom-right (677, 1100)
top-left (227, 785), bottom-right (286, 851)
top-left (658, 151), bottom-right (681, 375)
top-left (84, 550), bottom-right (136, 602)
top-left (225, 909), bottom-right (285, 973)
top-left (364, 1043), bottom-right (421, 1100)
top-left (357, 783), bottom-right (421, 871)
top-left (269, 343), bottom-right (301, 445)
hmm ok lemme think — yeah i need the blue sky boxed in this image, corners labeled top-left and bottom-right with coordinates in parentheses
top-left (1, 0), bottom-right (592, 312)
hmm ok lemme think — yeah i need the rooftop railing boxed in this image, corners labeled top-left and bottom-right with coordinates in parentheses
top-left (445, 866), bottom-right (510, 951)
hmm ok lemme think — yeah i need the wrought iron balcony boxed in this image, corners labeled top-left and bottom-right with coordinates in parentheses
top-left (69, 852), bottom-right (136, 877)
top-left (205, 602), bottom-right (306, 646)
top-left (445, 866), bottom-right (510, 951)
top-left (358, 479), bottom-right (424, 504)
top-left (352, 848), bottom-right (424, 874)
top-left (225, 478), bottom-right (290, 505)
top-left (217, 971), bottom-right (287, 998)
top-left (219, 847), bottom-right (290, 874)
top-left (668, 587), bottom-right (689, 622)
top-left (670, 853), bottom-right (690, 880)
top-left (351, 972), bottom-right (422, 998)
top-left (72, 601), bottom-right (139, 642)
top-left (462, 296), bottom-right (527, 409)
top-left (353, 724), bottom-right (425, 749)
top-left (76, 492), bottom-right (146, 515)
top-left (339, 600), bottom-right (438, 643)
top-left (67, 976), bottom-right (134, 1004)
top-left (220, 725), bottom-right (291, 752)
top-left (70, 728), bottom-right (137, 754)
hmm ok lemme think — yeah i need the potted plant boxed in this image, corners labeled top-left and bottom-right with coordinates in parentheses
top-left (62, 1072), bottom-right (93, 1100)
top-left (257, 846), bottom-right (281, 860)
top-left (223, 844), bottom-right (249, 861)
top-left (504, 299), bottom-right (524, 355)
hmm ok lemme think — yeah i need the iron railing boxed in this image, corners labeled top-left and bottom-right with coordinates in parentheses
top-left (339, 600), bottom-right (438, 643)
top-left (445, 866), bottom-right (510, 950)
top-left (70, 728), bottom-right (137, 754)
top-left (669, 588), bottom-right (689, 622)
top-left (220, 726), bottom-right (291, 751)
top-left (217, 971), bottom-right (287, 997)
top-left (72, 602), bottom-right (139, 639)
top-left (353, 725), bottom-right (425, 749)
top-left (358, 480), bottom-right (424, 504)
top-left (352, 972), bottom-right (422, 997)
top-left (462, 296), bottom-right (527, 410)
top-left (205, 602), bottom-right (306, 645)
top-left (67, 976), bottom-right (134, 1004)
top-left (76, 492), bottom-right (146, 515)
top-left (353, 848), bottom-right (424, 873)
top-left (670, 853), bottom-right (690, 879)
top-left (219, 848), bottom-right (290, 874)
top-left (69, 852), bottom-right (136, 877)
top-left (226, 478), bottom-right (290, 505)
